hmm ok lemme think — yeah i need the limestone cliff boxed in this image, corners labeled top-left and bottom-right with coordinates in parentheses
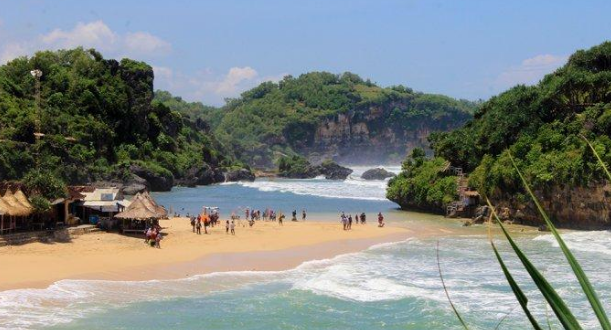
top-left (491, 183), bottom-right (611, 229)
top-left (295, 103), bottom-right (470, 165)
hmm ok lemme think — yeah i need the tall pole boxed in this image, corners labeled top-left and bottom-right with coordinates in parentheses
top-left (30, 69), bottom-right (43, 172)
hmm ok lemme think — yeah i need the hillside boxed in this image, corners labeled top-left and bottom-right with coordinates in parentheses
top-left (0, 48), bottom-right (248, 200)
top-left (166, 72), bottom-right (476, 169)
top-left (388, 41), bottom-right (611, 228)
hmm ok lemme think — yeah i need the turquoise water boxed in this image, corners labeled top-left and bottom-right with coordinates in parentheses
top-left (2, 167), bottom-right (611, 329)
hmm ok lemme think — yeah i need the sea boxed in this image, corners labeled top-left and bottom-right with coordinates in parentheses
top-left (2, 166), bottom-right (611, 329)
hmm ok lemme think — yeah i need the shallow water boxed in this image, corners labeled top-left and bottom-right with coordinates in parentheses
top-left (2, 166), bottom-right (611, 329)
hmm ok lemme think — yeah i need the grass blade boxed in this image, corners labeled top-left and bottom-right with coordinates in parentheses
top-left (486, 197), bottom-right (583, 329)
top-left (491, 241), bottom-right (544, 330)
top-left (582, 135), bottom-right (611, 181)
top-left (509, 152), bottom-right (611, 329)
top-left (485, 200), bottom-right (544, 330)
top-left (436, 241), bottom-right (470, 330)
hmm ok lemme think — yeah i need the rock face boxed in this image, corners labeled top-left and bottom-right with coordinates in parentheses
top-left (224, 168), bottom-right (256, 182)
top-left (491, 182), bottom-right (611, 229)
top-left (361, 168), bottom-right (395, 180)
top-left (129, 165), bottom-right (174, 191)
top-left (290, 104), bottom-right (471, 165)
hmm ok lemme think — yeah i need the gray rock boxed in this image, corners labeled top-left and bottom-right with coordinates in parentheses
top-left (129, 164), bottom-right (174, 191)
top-left (361, 168), bottom-right (396, 180)
top-left (224, 168), bottom-right (255, 182)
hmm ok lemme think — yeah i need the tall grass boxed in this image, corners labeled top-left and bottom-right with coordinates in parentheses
top-left (442, 138), bottom-right (611, 329)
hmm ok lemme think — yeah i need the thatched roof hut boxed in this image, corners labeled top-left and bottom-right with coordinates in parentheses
top-left (114, 198), bottom-right (158, 220)
top-left (1, 188), bottom-right (33, 233)
top-left (2, 189), bottom-right (32, 217)
top-left (114, 191), bottom-right (166, 220)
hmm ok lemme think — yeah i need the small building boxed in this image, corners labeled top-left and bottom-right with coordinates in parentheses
top-left (74, 187), bottom-right (131, 229)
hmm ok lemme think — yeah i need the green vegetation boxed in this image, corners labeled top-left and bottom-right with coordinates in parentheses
top-left (277, 155), bottom-right (316, 178)
top-left (386, 148), bottom-right (458, 211)
top-left (184, 72), bottom-right (475, 167)
top-left (0, 48), bottom-right (237, 199)
top-left (389, 41), bottom-right (611, 212)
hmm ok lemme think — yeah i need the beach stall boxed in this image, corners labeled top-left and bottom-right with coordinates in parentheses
top-left (0, 188), bottom-right (33, 234)
top-left (76, 188), bottom-right (130, 229)
top-left (114, 192), bottom-right (167, 235)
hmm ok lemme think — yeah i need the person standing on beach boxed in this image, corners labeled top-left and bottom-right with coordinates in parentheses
top-left (279, 212), bottom-right (284, 225)
top-left (341, 213), bottom-right (347, 230)
top-left (190, 217), bottom-right (196, 233)
top-left (302, 209), bottom-right (307, 221)
top-left (292, 210), bottom-right (297, 221)
top-left (378, 212), bottom-right (385, 227)
top-left (361, 213), bottom-right (366, 224)
top-left (196, 220), bottom-right (202, 235)
top-left (348, 215), bottom-right (353, 230)
top-left (230, 220), bottom-right (236, 235)
top-left (226, 220), bottom-right (230, 234)
top-left (155, 232), bottom-right (162, 248)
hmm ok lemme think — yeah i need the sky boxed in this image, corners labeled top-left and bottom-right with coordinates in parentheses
top-left (0, 0), bottom-right (609, 106)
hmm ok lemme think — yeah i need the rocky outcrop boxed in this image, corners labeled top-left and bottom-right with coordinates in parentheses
top-left (122, 174), bottom-right (148, 195)
top-left (317, 162), bottom-right (353, 180)
top-left (278, 158), bottom-right (352, 180)
top-left (490, 182), bottom-right (611, 229)
top-left (224, 168), bottom-right (256, 182)
top-left (178, 164), bottom-right (225, 187)
top-left (129, 165), bottom-right (174, 191)
top-left (361, 168), bottom-right (396, 180)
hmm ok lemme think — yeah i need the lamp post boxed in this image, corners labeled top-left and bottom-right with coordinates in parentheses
top-left (30, 69), bottom-right (43, 172)
top-left (30, 69), bottom-right (43, 140)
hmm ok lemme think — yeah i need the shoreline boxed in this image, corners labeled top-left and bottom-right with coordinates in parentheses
top-left (0, 218), bottom-right (428, 292)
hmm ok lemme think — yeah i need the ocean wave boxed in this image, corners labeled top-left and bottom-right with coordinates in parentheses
top-left (0, 238), bottom-right (414, 329)
top-left (225, 165), bottom-right (401, 201)
top-left (533, 230), bottom-right (611, 256)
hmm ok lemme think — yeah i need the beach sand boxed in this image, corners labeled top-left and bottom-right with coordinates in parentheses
top-left (0, 217), bottom-right (453, 291)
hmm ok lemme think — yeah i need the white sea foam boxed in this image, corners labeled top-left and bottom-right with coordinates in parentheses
top-left (3, 232), bottom-right (611, 329)
top-left (233, 165), bottom-right (401, 201)
top-left (533, 230), bottom-right (611, 256)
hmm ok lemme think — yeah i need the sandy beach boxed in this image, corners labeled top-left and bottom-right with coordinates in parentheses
top-left (0, 217), bottom-right (442, 291)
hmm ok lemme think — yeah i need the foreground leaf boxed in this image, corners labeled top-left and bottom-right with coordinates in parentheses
top-left (487, 197), bottom-right (582, 330)
top-left (509, 152), bottom-right (610, 329)
top-left (486, 215), bottom-right (544, 329)
top-left (436, 241), bottom-right (469, 330)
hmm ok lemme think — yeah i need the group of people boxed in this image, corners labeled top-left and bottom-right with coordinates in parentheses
top-left (144, 225), bottom-right (163, 248)
top-left (190, 212), bottom-right (237, 235)
top-left (339, 212), bottom-right (384, 230)
top-left (189, 210), bottom-right (220, 235)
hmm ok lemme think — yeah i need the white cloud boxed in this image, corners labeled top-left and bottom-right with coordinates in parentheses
top-left (213, 66), bottom-right (258, 94)
top-left (0, 20), bottom-right (171, 64)
top-left (124, 32), bottom-right (171, 55)
top-left (0, 43), bottom-right (28, 64)
top-left (41, 21), bottom-right (117, 50)
top-left (153, 66), bottom-right (288, 106)
top-left (495, 54), bottom-right (568, 89)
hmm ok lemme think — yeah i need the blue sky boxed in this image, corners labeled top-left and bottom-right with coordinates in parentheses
top-left (1, 0), bottom-right (609, 105)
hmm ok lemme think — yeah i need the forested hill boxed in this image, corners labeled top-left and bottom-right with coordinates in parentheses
top-left (0, 48), bottom-right (246, 200)
top-left (158, 72), bottom-right (477, 169)
top-left (388, 41), bottom-right (611, 228)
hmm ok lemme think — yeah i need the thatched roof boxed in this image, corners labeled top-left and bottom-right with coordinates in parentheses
top-left (114, 198), bottom-right (158, 220)
top-left (114, 191), bottom-right (166, 220)
top-left (1, 189), bottom-right (33, 217)
top-left (139, 191), bottom-right (167, 218)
